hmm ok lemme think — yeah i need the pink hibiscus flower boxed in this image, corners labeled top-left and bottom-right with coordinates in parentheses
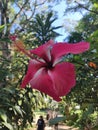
top-left (20, 40), bottom-right (90, 101)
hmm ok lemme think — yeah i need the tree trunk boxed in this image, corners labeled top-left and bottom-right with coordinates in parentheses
top-left (0, 0), bottom-right (10, 58)
top-left (0, 0), bottom-right (11, 87)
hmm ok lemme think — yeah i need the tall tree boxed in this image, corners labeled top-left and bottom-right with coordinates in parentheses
top-left (0, 0), bottom-right (63, 129)
top-left (63, 0), bottom-right (98, 128)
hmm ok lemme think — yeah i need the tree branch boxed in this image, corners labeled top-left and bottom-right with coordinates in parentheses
top-left (15, 0), bottom-right (48, 33)
top-left (10, 0), bottom-right (28, 25)
top-left (75, 1), bottom-right (98, 15)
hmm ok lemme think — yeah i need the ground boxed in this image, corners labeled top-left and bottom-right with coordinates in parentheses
top-left (29, 123), bottom-right (79, 130)
top-left (45, 124), bottom-right (79, 130)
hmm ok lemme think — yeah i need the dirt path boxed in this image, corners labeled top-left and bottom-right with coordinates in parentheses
top-left (31, 124), bottom-right (79, 130)
top-left (58, 124), bottom-right (79, 130)
top-left (45, 125), bottom-right (79, 130)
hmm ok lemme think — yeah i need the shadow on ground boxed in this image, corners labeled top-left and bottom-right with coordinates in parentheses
top-left (45, 124), bottom-right (78, 130)
top-left (58, 125), bottom-right (74, 130)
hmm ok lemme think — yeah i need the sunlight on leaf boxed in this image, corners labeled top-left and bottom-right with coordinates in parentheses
top-left (2, 122), bottom-right (13, 130)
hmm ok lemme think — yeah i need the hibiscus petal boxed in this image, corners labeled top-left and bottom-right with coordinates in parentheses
top-left (51, 42), bottom-right (90, 63)
top-left (30, 40), bottom-right (54, 62)
top-left (21, 59), bottom-right (46, 88)
top-left (29, 67), bottom-right (61, 101)
top-left (48, 62), bottom-right (76, 97)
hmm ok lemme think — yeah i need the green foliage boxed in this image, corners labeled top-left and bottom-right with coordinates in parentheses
top-left (0, 44), bottom-right (46, 129)
top-left (63, 1), bottom-right (98, 129)
top-left (0, 1), bottom-right (62, 130)
top-left (0, 86), bottom-right (36, 130)
top-left (76, 105), bottom-right (95, 129)
top-left (0, 25), bottom-right (6, 33)
top-left (65, 32), bottom-right (83, 43)
top-left (49, 116), bottom-right (66, 126)
top-left (22, 12), bottom-right (62, 46)
top-left (1, 0), bottom-right (98, 129)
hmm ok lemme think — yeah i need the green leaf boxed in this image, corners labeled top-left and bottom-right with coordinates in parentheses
top-left (49, 116), bottom-right (66, 126)
top-left (13, 105), bottom-right (23, 117)
top-left (2, 122), bottom-right (13, 130)
top-left (45, 12), bottom-right (53, 24)
top-left (36, 15), bottom-right (44, 27)
top-left (0, 25), bottom-right (5, 32)
top-left (0, 111), bottom-right (7, 122)
top-left (0, 24), bottom-right (10, 32)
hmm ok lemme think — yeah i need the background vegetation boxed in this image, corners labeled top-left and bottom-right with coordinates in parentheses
top-left (0, 0), bottom-right (98, 130)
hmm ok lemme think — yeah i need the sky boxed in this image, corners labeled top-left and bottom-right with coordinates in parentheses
top-left (52, 1), bottom-right (83, 42)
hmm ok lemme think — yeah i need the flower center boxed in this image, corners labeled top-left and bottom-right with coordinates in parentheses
top-left (46, 61), bottom-right (53, 69)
